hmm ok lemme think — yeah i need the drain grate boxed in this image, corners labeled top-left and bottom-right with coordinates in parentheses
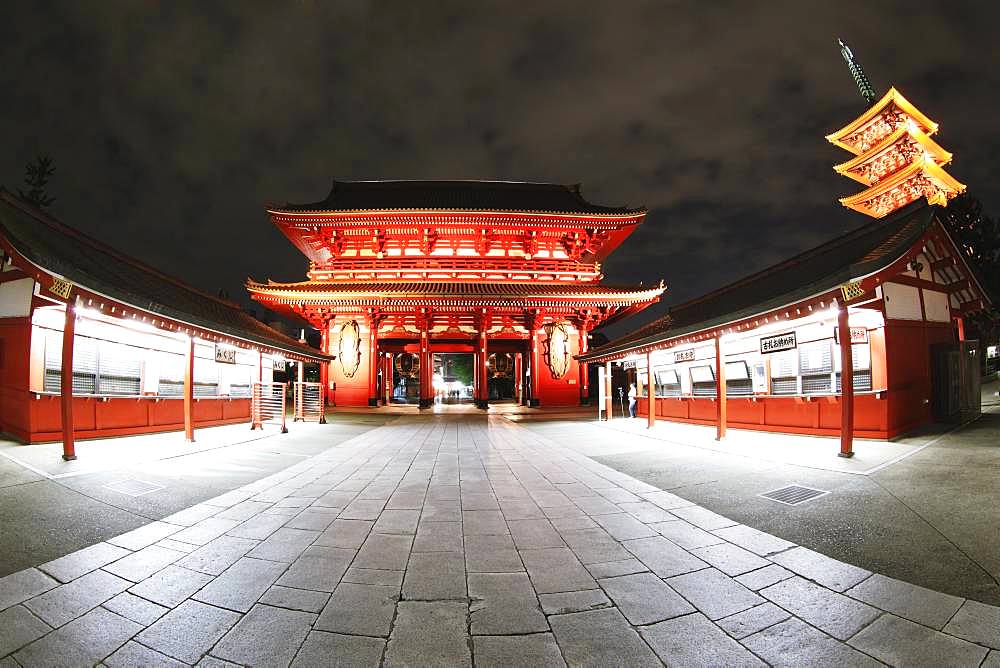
top-left (104, 479), bottom-right (165, 497)
top-left (759, 484), bottom-right (830, 506)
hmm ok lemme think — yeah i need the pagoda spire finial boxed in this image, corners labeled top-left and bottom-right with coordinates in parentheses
top-left (838, 38), bottom-right (878, 106)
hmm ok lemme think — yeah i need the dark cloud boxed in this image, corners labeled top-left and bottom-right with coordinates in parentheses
top-left (2, 1), bottom-right (998, 338)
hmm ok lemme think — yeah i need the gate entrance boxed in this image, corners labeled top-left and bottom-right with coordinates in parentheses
top-left (433, 353), bottom-right (475, 404)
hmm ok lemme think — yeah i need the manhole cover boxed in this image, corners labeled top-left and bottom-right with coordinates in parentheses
top-left (759, 484), bottom-right (830, 506)
top-left (104, 479), bottom-right (165, 497)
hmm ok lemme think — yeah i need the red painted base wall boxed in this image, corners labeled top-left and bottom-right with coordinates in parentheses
top-left (8, 395), bottom-right (252, 444)
top-left (637, 394), bottom-right (890, 439)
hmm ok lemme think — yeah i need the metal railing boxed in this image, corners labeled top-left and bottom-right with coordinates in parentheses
top-left (251, 382), bottom-right (287, 433)
top-left (293, 381), bottom-right (326, 423)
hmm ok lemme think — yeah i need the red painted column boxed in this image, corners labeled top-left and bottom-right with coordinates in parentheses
top-left (419, 328), bottom-right (432, 409)
top-left (530, 329), bottom-right (541, 407)
top-left (60, 301), bottom-right (77, 461)
top-left (579, 329), bottom-right (590, 405)
top-left (367, 320), bottom-right (379, 407)
top-left (319, 327), bottom-right (329, 406)
top-left (514, 353), bottom-right (523, 405)
top-left (184, 336), bottom-right (195, 442)
top-left (478, 330), bottom-right (489, 409)
top-left (384, 353), bottom-right (393, 405)
top-left (715, 336), bottom-right (727, 440)
top-left (605, 361), bottom-right (613, 420)
top-left (838, 305), bottom-right (855, 458)
top-left (956, 316), bottom-right (966, 342)
top-left (647, 350), bottom-right (656, 429)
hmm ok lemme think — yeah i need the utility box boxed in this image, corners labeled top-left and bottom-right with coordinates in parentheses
top-left (931, 340), bottom-right (981, 423)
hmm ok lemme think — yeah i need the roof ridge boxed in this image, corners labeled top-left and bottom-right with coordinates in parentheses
top-left (675, 202), bottom-right (928, 313)
top-left (0, 190), bottom-right (244, 311)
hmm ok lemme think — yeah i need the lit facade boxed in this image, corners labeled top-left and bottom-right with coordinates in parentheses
top-left (248, 180), bottom-right (664, 408)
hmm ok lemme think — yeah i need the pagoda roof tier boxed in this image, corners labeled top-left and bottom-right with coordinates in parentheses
top-left (247, 279), bottom-right (665, 306)
top-left (839, 159), bottom-right (965, 218)
top-left (833, 125), bottom-right (952, 186)
top-left (269, 180), bottom-right (645, 216)
top-left (826, 87), bottom-right (938, 155)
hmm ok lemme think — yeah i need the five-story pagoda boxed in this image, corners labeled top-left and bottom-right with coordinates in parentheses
top-left (248, 180), bottom-right (663, 408)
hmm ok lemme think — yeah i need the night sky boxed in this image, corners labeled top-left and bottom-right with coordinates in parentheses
top-left (3, 2), bottom-right (998, 337)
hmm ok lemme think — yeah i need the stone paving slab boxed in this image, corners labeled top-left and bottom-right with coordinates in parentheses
top-left (0, 605), bottom-right (51, 658)
top-left (850, 613), bottom-right (989, 666)
top-left (0, 568), bottom-right (58, 611)
top-left (846, 572), bottom-right (965, 629)
top-left (472, 634), bottom-right (566, 667)
top-left (24, 568), bottom-right (131, 627)
top-left (640, 612), bottom-right (766, 667)
top-left (37, 542), bottom-right (130, 583)
top-left (2, 414), bottom-right (998, 667)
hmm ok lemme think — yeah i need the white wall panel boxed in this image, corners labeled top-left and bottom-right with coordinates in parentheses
top-left (883, 282), bottom-right (923, 320)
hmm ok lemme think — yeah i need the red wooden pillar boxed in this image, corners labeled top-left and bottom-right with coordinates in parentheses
top-left (60, 301), bottom-right (77, 461)
top-left (478, 330), bottom-right (489, 409)
top-left (419, 328), bottom-right (432, 409)
top-left (579, 329), bottom-right (590, 405)
top-left (529, 329), bottom-right (541, 407)
top-left (956, 316), bottom-right (966, 342)
top-left (367, 319), bottom-right (379, 407)
top-left (838, 305), bottom-right (855, 458)
top-left (514, 353), bottom-right (523, 405)
top-left (647, 350), bottom-right (656, 429)
top-left (605, 361), bottom-right (613, 420)
top-left (715, 336), bottom-right (727, 440)
top-left (319, 327), bottom-right (329, 406)
top-left (383, 353), bottom-right (393, 405)
top-left (184, 335), bottom-right (195, 442)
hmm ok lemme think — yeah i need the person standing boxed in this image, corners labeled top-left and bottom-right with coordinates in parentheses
top-left (628, 382), bottom-right (637, 418)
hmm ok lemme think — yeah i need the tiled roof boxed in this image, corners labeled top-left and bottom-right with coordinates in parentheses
top-left (269, 180), bottom-right (645, 215)
top-left (247, 279), bottom-right (664, 302)
top-left (584, 202), bottom-right (939, 359)
top-left (0, 191), bottom-right (327, 360)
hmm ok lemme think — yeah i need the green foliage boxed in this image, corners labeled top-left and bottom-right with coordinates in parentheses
top-left (942, 194), bottom-right (1000, 349)
top-left (439, 354), bottom-right (474, 385)
top-left (18, 155), bottom-right (56, 209)
top-left (942, 194), bottom-right (1000, 301)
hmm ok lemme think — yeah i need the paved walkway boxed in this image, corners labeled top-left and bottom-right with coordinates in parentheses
top-left (0, 415), bottom-right (997, 666)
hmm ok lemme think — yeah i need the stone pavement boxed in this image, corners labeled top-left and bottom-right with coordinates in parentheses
top-left (0, 415), bottom-right (997, 667)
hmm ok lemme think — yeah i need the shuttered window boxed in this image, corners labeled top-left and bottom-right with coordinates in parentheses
top-left (799, 340), bottom-right (833, 394)
top-left (725, 361), bottom-right (753, 396)
top-left (835, 342), bottom-right (874, 392)
top-left (43, 333), bottom-right (139, 395)
top-left (96, 341), bottom-right (142, 395)
top-left (157, 351), bottom-right (185, 396)
top-left (769, 349), bottom-right (797, 395)
top-left (656, 369), bottom-right (681, 397)
top-left (690, 365), bottom-right (716, 397)
top-left (193, 357), bottom-right (219, 397)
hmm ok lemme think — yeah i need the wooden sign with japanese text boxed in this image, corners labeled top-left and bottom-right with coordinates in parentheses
top-left (760, 332), bottom-right (797, 354)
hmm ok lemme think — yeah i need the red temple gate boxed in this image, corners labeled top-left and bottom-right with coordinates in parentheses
top-left (248, 180), bottom-right (663, 408)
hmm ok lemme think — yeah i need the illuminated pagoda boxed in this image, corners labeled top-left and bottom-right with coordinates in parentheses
top-left (248, 180), bottom-right (664, 408)
top-left (827, 40), bottom-right (965, 218)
